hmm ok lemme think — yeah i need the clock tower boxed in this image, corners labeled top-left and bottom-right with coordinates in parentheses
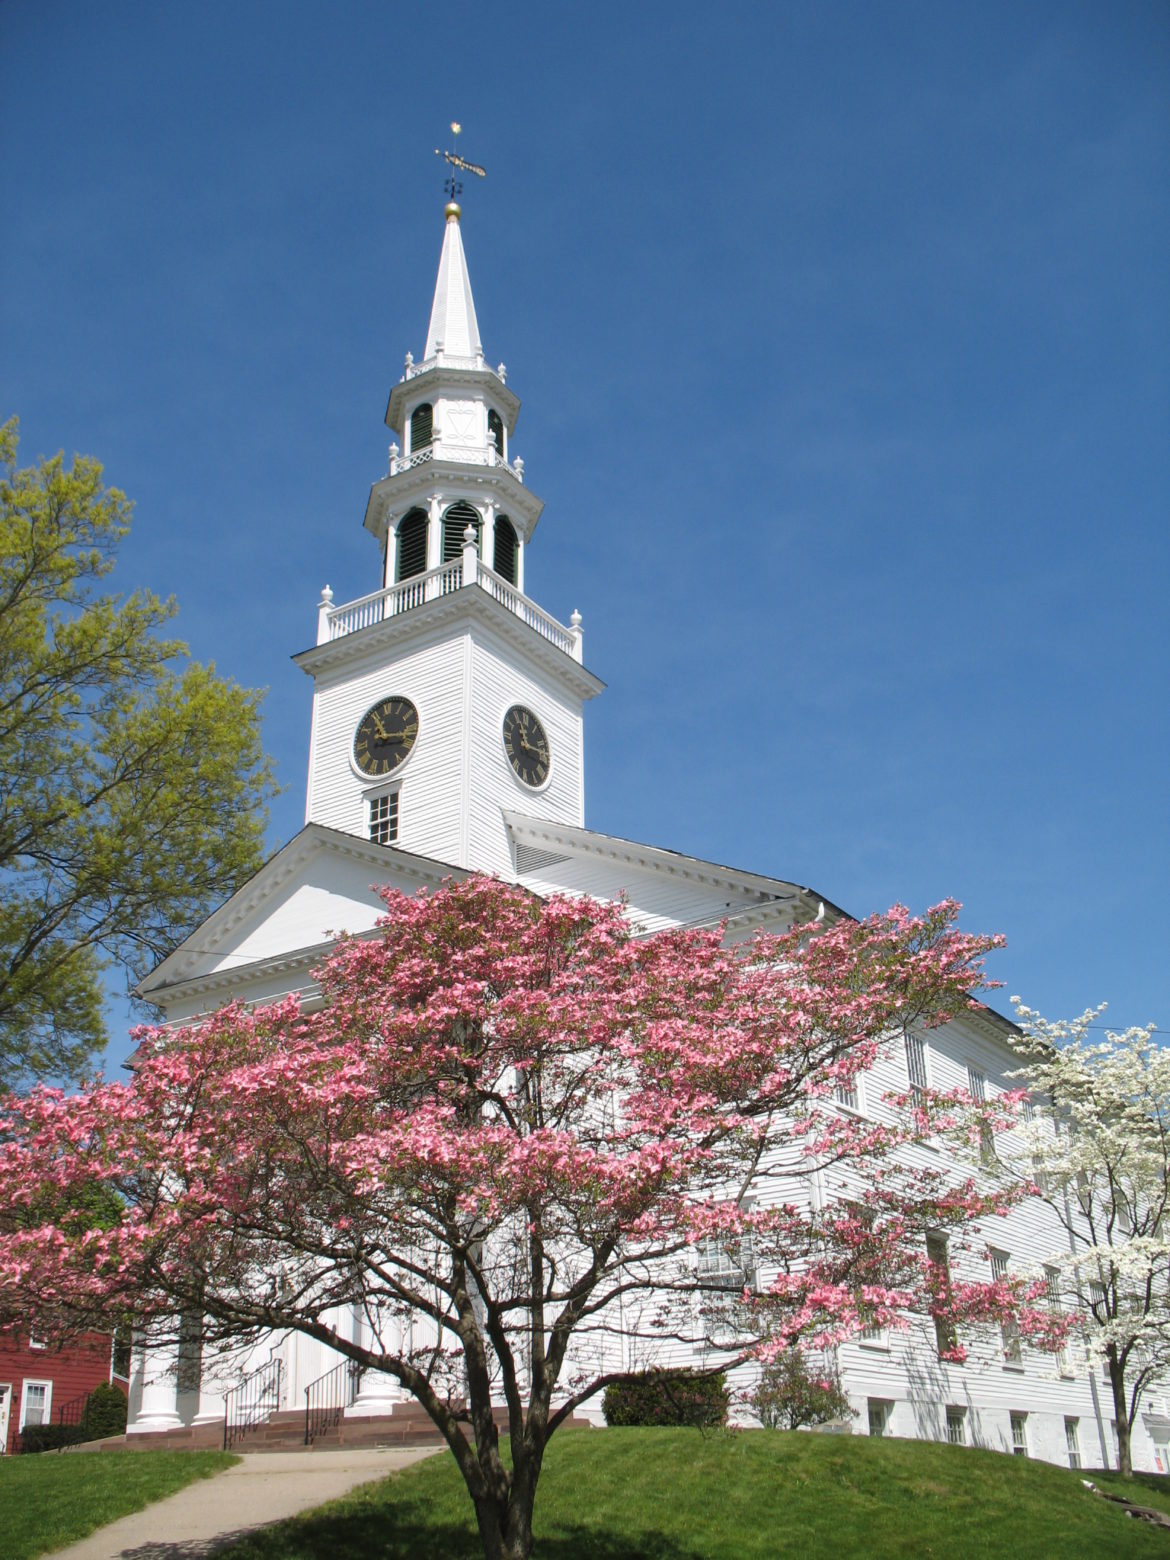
top-left (294, 200), bottom-right (603, 879)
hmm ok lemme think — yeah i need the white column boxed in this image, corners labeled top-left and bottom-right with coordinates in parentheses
top-left (482, 501), bottom-right (497, 574)
top-left (347, 1305), bottom-right (405, 1417)
top-left (128, 1334), bottom-right (181, 1433)
top-left (516, 536), bottom-right (525, 595)
top-left (384, 519), bottom-right (400, 590)
top-left (426, 495), bottom-right (443, 574)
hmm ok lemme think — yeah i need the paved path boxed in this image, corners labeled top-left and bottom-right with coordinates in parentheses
top-left (43, 1446), bottom-right (442, 1560)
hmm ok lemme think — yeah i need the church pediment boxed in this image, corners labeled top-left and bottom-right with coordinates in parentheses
top-left (136, 825), bottom-right (466, 1015)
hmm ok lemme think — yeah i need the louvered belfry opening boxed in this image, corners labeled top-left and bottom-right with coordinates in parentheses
top-left (488, 409), bottom-right (504, 458)
top-left (441, 501), bottom-right (481, 563)
top-left (493, 516), bottom-right (518, 585)
top-left (396, 509), bottom-right (427, 581)
top-left (410, 402), bottom-right (433, 452)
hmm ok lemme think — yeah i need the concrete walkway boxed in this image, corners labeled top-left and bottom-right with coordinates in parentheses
top-left (44, 1446), bottom-right (442, 1560)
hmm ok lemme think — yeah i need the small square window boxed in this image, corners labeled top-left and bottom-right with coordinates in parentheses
top-left (946, 1406), bottom-right (966, 1445)
top-left (369, 791), bottom-right (399, 845)
top-left (834, 1080), bottom-right (859, 1111)
top-left (1011, 1411), bottom-right (1028, 1456)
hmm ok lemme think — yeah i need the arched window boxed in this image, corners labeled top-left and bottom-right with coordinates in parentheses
top-left (396, 508), bottom-right (427, 581)
top-left (487, 409), bottom-right (504, 459)
top-left (493, 516), bottom-right (518, 585)
top-left (441, 501), bottom-right (481, 563)
top-left (410, 402), bottom-right (433, 452)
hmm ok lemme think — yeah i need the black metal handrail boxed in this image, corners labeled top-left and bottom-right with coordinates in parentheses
top-left (223, 1355), bottom-right (282, 1450)
top-left (55, 1390), bottom-right (91, 1430)
top-left (304, 1358), bottom-right (363, 1446)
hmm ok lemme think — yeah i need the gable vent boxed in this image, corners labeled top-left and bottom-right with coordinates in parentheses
top-left (515, 844), bottom-right (571, 875)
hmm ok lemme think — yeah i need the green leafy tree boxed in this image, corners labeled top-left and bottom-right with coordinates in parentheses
top-left (0, 418), bottom-right (277, 1087)
top-left (749, 1350), bottom-right (857, 1431)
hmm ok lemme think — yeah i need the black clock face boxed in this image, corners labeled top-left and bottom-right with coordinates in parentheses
top-left (354, 696), bottom-right (419, 777)
top-left (503, 705), bottom-right (550, 788)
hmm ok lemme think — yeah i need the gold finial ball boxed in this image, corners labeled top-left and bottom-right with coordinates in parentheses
top-left (445, 200), bottom-right (462, 222)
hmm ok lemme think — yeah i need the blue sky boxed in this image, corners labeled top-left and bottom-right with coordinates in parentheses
top-left (2, 2), bottom-right (1167, 1071)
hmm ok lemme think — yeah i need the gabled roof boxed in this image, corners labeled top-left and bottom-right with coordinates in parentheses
top-left (135, 824), bottom-right (468, 1009)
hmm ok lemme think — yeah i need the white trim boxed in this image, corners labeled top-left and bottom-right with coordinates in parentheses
top-left (19, 1378), bottom-right (51, 1431)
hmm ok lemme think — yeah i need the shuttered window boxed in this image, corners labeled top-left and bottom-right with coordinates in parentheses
top-left (488, 409), bottom-right (504, 457)
top-left (410, 402), bottom-right (433, 451)
top-left (493, 516), bottom-right (518, 584)
top-left (396, 509), bottom-right (428, 581)
top-left (442, 502), bottom-right (480, 563)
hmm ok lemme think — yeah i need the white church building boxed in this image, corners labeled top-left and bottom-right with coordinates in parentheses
top-left (126, 198), bottom-right (1168, 1474)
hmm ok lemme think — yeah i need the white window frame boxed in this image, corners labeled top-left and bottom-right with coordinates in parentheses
top-left (19, 1378), bottom-right (51, 1431)
top-left (945, 1405), bottom-right (967, 1445)
top-left (368, 787), bottom-right (400, 846)
top-left (1046, 1266), bottom-right (1072, 1376)
top-left (904, 1032), bottom-right (928, 1102)
top-left (1065, 1416), bottom-right (1081, 1469)
top-left (1010, 1411), bottom-right (1028, 1456)
top-left (868, 1398), bottom-right (892, 1438)
top-left (990, 1249), bottom-right (1022, 1365)
top-left (834, 1077), bottom-right (862, 1112)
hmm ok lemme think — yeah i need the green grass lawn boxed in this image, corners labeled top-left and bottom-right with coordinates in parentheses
top-left (215, 1429), bottom-right (1170, 1560)
top-left (0, 1449), bottom-right (237, 1560)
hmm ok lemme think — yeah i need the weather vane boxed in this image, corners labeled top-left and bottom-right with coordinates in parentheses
top-left (435, 122), bottom-right (486, 202)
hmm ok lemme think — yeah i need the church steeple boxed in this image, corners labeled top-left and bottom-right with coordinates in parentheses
top-left (424, 204), bottom-right (483, 364)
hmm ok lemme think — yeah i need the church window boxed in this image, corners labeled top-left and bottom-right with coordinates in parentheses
top-left (904, 1032), bottom-right (928, 1104)
top-left (442, 502), bottom-right (481, 563)
top-left (1065, 1416), bottom-right (1081, 1469)
top-left (834, 1077), bottom-right (860, 1111)
top-left (369, 791), bottom-right (399, 846)
top-left (926, 1233), bottom-right (957, 1357)
top-left (409, 402), bottom-right (433, 452)
top-left (493, 516), bottom-right (518, 585)
top-left (488, 408), bottom-right (504, 458)
top-left (1011, 1411), bottom-right (1029, 1455)
top-left (990, 1250), bottom-right (1021, 1363)
top-left (868, 1399), bottom-right (892, 1437)
top-left (945, 1405), bottom-right (966, 1445)
top-left (396, 509), bottom-right (428, 582)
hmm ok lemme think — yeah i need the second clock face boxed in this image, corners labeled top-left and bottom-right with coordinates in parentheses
top-left (503, 704), bottom-right (550, 788)
top-left (354, 696), bottom-right (419, 777)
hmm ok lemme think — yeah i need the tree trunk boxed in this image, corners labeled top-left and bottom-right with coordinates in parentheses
top-left (472, 1493), bottom-right (535, 1560)
top-left (1107, 1351), bottom-right (1133, 1478)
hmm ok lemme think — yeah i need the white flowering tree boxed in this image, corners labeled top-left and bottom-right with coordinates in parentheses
top-left (1005, 1001), bottom-right (1170, 1478)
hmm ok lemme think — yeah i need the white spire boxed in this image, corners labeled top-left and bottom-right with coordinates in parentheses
top-left (424, 205), bottom-right (483, 362)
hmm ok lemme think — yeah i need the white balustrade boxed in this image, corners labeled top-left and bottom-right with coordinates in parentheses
top-left (321, 557), bottom-right (579, 661)
top-left (387, 445), bottom-right (523, 482)
top-left (402, 352), bottom-right (502, 381)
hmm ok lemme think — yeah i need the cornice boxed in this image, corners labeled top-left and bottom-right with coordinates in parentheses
top-left (363, 459), bottom-right (544, 546)
top-left (386, 366), bottom-right (521, 436)
top-left (293, 588), bottom-right (605, 701)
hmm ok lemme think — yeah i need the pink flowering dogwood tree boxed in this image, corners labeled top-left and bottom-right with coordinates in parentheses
top-left (0, 878), bottom-right (1066, 1560)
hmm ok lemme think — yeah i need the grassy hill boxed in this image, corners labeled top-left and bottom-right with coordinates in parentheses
top-left (218, 1428), bottom-right (1170, 1559)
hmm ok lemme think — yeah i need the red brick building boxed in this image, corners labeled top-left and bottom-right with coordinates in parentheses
top-left (0, 1329), bottom-right (129, 1454)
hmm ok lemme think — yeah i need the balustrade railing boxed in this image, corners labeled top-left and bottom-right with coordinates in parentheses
top-left (223, 1355), bottom-right (282, 1450)
top-left (304, 1358), bottom-right (363, 1446)
top-left (388, 444), bottom-right (523, 482)
top-left (321, 556), bottom-right (581, 662)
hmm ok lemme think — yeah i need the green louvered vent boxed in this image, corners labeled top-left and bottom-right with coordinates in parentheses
top-left (442, 502), bottom-right (480, 563)
top-left (493, 517), bottom-right (518, 585)
top-left (488, 409), bottom-right (504, 458)
top-left (410, 402), bottom-right (433, 451)
top-left (396, 509), bottom-right (427, 581)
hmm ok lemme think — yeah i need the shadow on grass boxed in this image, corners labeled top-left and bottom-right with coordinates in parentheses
top-left (211, 1507), bottom-right (707, 1560)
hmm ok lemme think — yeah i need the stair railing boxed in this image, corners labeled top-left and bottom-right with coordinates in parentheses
top-left (304, 1358), bottom-right (363, 1446)
top-left (223, 1354), bottom-right (283, 1450)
